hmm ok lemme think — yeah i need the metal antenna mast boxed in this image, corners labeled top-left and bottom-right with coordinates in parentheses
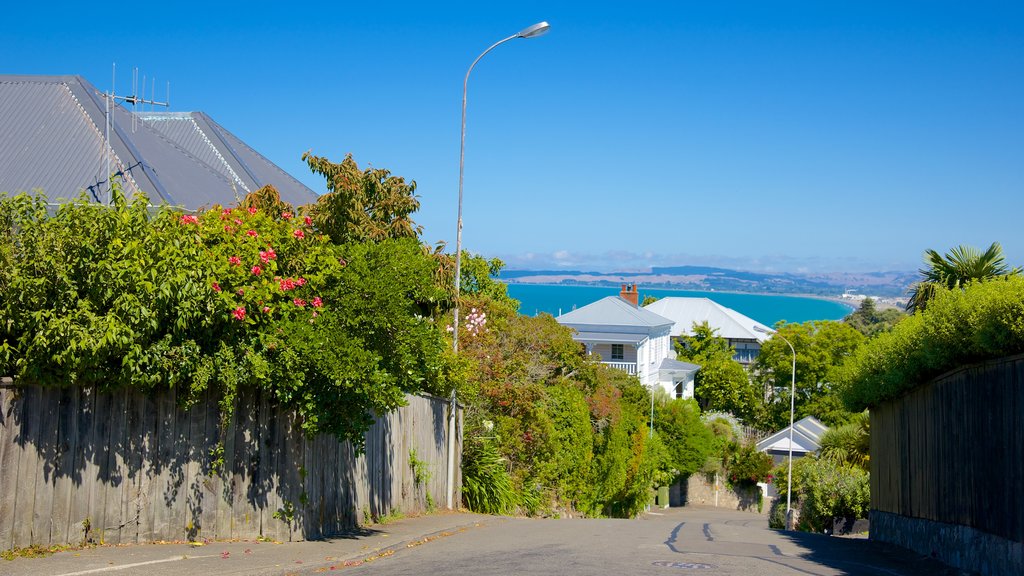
top-left (103, 63), bottom-right (171, 204)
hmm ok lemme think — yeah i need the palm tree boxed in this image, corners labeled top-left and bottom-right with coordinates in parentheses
top-left (906, 242), bottom-right (1021, 312)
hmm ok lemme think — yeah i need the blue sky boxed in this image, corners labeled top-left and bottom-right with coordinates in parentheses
top-left (7, 1), bottom-right (1024, 273)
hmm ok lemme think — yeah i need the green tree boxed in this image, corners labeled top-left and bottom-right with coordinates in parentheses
top-left (907, 242), bottom-right (1020, 313)
top-left (844, 298), bottom-right (905, 337)
top-left (654, 397), bottom-right (715, 478)
top-left (818, 411), bottom-right (870, 470)
top-left (303, 152), bottom-right (423, 244)
top-left (754, 321), bottom-right (865, 429)
top-left (675, 322), bottom-right (761, 422)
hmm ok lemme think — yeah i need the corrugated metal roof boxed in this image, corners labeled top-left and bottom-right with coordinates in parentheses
top-left (556, 296), bottom-right (674, 330)
top-left (0, 78), bottom-right (110, 201)
top-left (0, 75), bottom-right (319, 209)
top-left (644, 297), bottom-right (773, 341)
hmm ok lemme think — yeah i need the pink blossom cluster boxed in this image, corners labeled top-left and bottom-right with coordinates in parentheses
top-left (464, 308), bottom-right (487, 336)
top-left (180, 214), bottom-right (199, 224)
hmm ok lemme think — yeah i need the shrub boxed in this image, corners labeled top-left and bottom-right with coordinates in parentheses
top-left (462, 439), bottom-right (516, 515)
top-left (838, 276), bottom-right (1024, 410)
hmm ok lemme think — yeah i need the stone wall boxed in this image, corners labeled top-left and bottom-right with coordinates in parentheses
top-left (676, 473), bottom-right (766, 514)
top-left (871, 511), bottom-right (1022, 576)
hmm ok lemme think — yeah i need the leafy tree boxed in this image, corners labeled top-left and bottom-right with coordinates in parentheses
top-left (675, 322), bottom-right (761, 422)
top-left (907, 242), bottom-right (1020, 313)
top-left (654, 397), bottom-right (715, 478)
top-left (754, 321), bottom-right (865, 429)
top-left (303, 152), bottom-right (423, 245)
top-left (843, 298), bottom-right (905, 337)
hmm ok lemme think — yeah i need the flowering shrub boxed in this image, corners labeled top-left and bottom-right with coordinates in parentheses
top-left (0, 189), bottom-right (454, 446)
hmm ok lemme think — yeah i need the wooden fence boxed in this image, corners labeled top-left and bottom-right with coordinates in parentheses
top-left (0, 382), bottom-right (461, 550)
top-left (871, 353), bottom-right (1024, 543)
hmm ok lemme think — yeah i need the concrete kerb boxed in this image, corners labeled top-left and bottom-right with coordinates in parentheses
top-left (0, 512), bottom-right (493, 576)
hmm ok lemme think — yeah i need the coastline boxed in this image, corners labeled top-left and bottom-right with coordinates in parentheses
top-left (505, 280), bottom-right (859, 312)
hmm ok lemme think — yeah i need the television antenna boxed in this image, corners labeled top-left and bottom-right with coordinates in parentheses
top-left (103, 63), bottom-right (171, 204)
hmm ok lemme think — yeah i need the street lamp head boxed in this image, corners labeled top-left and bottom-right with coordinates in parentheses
top-left (517, 21), bottom-right (551, 39)
top-left (753, 325), bottom-right (775, 335)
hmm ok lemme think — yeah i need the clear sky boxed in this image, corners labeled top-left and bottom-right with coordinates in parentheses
top-left (6, 1), bottom-right (1024, 273)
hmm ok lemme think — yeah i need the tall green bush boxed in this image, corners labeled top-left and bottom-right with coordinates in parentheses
top-left (838, 276), bottom-right (1024, 410)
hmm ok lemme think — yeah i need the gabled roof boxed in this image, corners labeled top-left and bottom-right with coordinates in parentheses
top-left (644, 297), bottom-right (773, 342)
top-left (756, 416), bottom-right (829, 454)
top-left (556, 296), bottom-right (673, 333)
top-left (658, 357), bottom-right (701, 374)
top-left (0, 74), bottom-right (319, 209)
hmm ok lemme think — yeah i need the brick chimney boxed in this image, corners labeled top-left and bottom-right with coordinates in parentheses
top-left (619, 283), bottom-right (639, 307)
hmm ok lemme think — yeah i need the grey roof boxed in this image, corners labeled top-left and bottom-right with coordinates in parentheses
top-left (571, 331), bottom-right (649, 345)
top-left (644, 297), bottom-right (773, 341)
top-left (0, 75), bottom-right (319, 209)
top-left (556, 296), bottom-right (674, 332)
top-left (756, 416), bottom-right (829, 454)
top-left (658, 357), bottom-right (701, 374)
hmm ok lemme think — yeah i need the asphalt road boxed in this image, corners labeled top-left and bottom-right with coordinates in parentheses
top-left (2, 506), bottom-right (965, 576)
top-left (339, 506), bottom-right (961, 576)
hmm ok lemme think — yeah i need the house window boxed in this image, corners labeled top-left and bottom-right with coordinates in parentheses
top-left (674, 382), bottom-right (684, 399)
top-left (611, 344), bottom-right (624, 361)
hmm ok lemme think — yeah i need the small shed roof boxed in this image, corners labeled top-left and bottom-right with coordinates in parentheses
top-left (644, 297), bottom-right (773, 341)
top-left (756, 416), bottom-right (829, 454)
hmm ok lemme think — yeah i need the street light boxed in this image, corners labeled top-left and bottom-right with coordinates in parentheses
top-left (754, 324), bottom-right (797, 530)
top-left (447, 21), bottom-right (551, 510)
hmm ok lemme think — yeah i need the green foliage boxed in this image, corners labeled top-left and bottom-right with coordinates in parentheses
top-left (844, 298), bottom-right (906, 337)
top-left (724, 442), bottom-right (774, 487)
top-left (907, 242), bottom-right (1020, 313)
top-left (0, 188), bottom-right (455, 447)
top-left (462, 438), bottom-right (516, 515)
top-left (654, 398), bottom-right (715, 478)
top-left (754, 321), bottom-right (865, 429)
top-left (303, 152), bottom-right (423, 245)
top-left (818, 411), bottom-right (870, 470)
top-left (770, 456), bottom-right (869, 532)
top-left (676, 322), bottom-right (761, 422)
top-left (838, 275), bottom-right (1024, 411)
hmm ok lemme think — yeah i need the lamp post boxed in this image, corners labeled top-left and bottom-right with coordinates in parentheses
top-left (754, 324), bottom-right (797, 530)
top-left (447, 21), bottom-right (551, 510)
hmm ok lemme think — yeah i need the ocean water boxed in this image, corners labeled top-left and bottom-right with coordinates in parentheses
top-left (506, 284), bottom-right (854, 326)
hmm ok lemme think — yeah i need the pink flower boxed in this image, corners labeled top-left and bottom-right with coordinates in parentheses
top-left (304, 216), bottom-right (312, 226)
top-left (293, 229), bottom-right (305, 239)
top-left (293, 298), bottom-right (307, 308)
top-left (246, 229), bottom-right (258, 238)
top-left (180, 214), bottom-right (199, 224)
top-left (251, 265), bottom-right (262, 276)
top-left (279, 278), bottom-right (297, 291)
top-left (296, 277), bottom-right (307, 286)
top-left (224, 225), bottom-right (234, 233)
top-left (247, 206), bottom-right (258, 215)
top-left (232, 307), bottom-right (246, 320)
top-left (234, 218), bottom-right (243, 225)
top-left (237, 288), bottom-right (245, 296)
top-left (229, 256), bottom-right (242, 266)
top-left (282, 212), bottom-right (293, 220)
top-left (312, 296), bottom-right (323, 308)
top-left (259, 248), bottom-right (277, 263)
top-left (262, 306), bottom-right (271, 314)
top-left (221, 208), bottom-right (232, 219)
top-left (212, 282), bottom-right (221, 292)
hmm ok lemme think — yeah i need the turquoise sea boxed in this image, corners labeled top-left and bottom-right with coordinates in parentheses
top-left (506, 284), bottom-right (854, 326)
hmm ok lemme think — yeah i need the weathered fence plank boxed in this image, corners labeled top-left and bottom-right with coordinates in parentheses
top-left (0, 387), bottom-right (459, 549)
top-left (871, 353), bottom-right (1024, 576)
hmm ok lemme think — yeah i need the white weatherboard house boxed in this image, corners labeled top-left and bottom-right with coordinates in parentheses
top-left (556, 284), bottom-right (700, 399)
top-left (643, 297), bottom-right (772, 365)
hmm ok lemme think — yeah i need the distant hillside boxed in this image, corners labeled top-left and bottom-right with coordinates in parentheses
top-left (500, 266), bottom-right (916, 298)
